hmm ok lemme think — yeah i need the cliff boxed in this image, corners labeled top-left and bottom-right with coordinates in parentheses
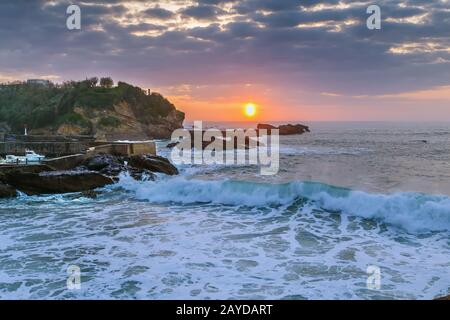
top-left (0, 79), bottom-right (185, 140)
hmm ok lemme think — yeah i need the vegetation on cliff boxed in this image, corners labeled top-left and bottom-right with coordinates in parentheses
top-left (0, 78), bottom-right (184, 139)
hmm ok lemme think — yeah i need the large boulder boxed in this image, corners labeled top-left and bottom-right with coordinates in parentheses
top-left (2, 170), bottom-right (114, 195)
top-left (128, 155), bottom-right (179, 176)
top-left (0, 182), bottom-right (17, 198)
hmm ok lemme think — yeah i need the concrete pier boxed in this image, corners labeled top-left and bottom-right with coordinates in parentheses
top-left (0, 134), bottom-right (156, 158)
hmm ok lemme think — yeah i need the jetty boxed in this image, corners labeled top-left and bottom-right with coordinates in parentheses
top-left (0, 133), bottom-right (156, 171)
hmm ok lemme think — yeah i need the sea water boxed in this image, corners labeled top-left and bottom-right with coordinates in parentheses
top-left (0, 122), bottom-right (449, 299)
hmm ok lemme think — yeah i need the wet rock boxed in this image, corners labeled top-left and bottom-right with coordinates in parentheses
top-left (2, 170), bottom-right (114, 195)
top-left (257, 123), bottom-right (310, 135)
top-left (127, 168), bottom-right (156, 181)
top-left (0, 182), bottom-right (17, 198)
top-left (128, 155), bottom-right (179, 176)
top-left (84, 154), bottom-right (122, 171)
top-left (278, 124), bottom-right (310, 135)
top-left (256, 123), bottom-right (277, 131)
top-left (99, 163), bottom-right (127, 177)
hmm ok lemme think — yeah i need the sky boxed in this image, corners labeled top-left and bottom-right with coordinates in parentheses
top-left (0, 0), bottom-right (449, 121)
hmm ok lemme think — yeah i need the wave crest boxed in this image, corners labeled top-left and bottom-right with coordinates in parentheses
top-left (116, 174), bottom-right (450, 233)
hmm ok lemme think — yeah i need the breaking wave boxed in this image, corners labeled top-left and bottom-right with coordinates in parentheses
top-left (116, 175), bottom-right (450, 234)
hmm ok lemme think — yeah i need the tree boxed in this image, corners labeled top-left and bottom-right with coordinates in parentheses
top-left (85, 77), bottom-right (98, 88)
top-left (100, 77), bottom-right (114, 88)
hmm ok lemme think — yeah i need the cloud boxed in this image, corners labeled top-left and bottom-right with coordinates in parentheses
top-left (143, 6), bottom-right (176, 20)
top-left (0, 0), bottom-right (448, 102)
top-left (181, 4), bottom-right (225, 20)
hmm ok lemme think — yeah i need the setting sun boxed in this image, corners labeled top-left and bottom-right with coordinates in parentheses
top-left (244, 103), bottom-right (256, 117)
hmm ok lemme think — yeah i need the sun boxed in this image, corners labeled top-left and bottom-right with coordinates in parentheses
top-left (244, 103), bottom-right (256, 117)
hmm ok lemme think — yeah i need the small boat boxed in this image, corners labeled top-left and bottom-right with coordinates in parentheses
top-left (4, 155), bottom-right (20, 164)
top-left (24, 149), bottom-right (45, 162)
top-left (3, 150), bottom-right (45, 164)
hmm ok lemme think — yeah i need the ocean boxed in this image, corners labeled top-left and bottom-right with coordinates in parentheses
top-left (0, 121), bottom-right (449, 299)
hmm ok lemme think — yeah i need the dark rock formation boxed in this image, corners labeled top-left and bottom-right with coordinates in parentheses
top-left (256, 124), bottom-right (276, 131)
top-left (81, 154), bottom-right (159, 180)
top-left (0, 182), bottom-right (17, 198)
top-left (257, 123), bottom-right (310, 135)
top-left (129, 155), bottom-right (179, 176)
top-left (85, 154), bottom-right (120, 171)
top-left (2, 170), bottom-right (114, 195)
top-left (0, 153), bottom-right (179, 196)
top-left (279, 124), bottom-right (310, 135)
top-left (127, 168), bottom-right (156, 181)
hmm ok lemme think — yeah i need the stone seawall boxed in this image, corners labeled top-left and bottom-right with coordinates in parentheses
top-left (0, 139), bottom-right (156, 158)
top-left (0, 142), bottom-right (91, 157)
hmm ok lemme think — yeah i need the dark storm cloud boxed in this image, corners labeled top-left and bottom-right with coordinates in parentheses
top-left (0, 0), bottom-right (449, 96)
top-left (143, 6), bottom-right (176, 20)
top-left (181, 4), bottom-right (225, 20)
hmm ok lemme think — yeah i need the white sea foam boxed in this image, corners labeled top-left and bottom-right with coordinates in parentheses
top-left (117, 174), bottom-right (450, 233)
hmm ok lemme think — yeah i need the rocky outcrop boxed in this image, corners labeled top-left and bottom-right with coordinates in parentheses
top-left (0, 152), bottom-right (179, 196)
top-left (435, 294), bottom-right (450, 300)
top-left (279, 124), bottom-right (310, 135)
top-left (257, 123), bottom-right (310, 135)
top-left (80, 154), bottom-right (157, 181)
top-left (2, 170), bottom-right (114, 195)
top-left (256, 124), bottom-right (276, 131)
top-left (129, 155), bottom-right (179, 176)
top-left (73, 100), bottom-right (184, 141)
top-left (0, 182), bottom-right (17, 198)
top-left (56, 124), bottom-right (88, 136)
top-left (0, 80), bottom-right (184, 140)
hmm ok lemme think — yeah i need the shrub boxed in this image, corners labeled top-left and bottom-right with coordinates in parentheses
top-left (98, 116), bottom-right (121, 128)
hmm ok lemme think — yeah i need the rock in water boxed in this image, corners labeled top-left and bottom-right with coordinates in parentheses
top-left (129, 155), bottom-right (179, 176)
top-left (127, 168), bottom-right (156, 181)
top-left (257, 123), bottom-right (310, 135)
top-left (256, 123), bottom-right (277, 131)
top-left (3, 170), bottom-right (114, 195)
top-left (278, 124), bottom-right (310, 135)
top-left (0, 182), bottom-right (17, 198)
